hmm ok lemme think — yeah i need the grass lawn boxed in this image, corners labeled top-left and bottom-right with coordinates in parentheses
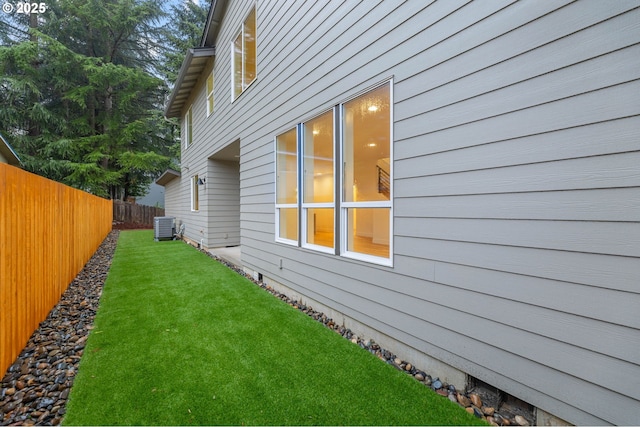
top-left (63, 230), bottom-right (485, 426)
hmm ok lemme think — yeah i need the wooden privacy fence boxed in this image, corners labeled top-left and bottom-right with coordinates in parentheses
top-left (112, 200), bottom-right (164, 228)
top-left (0, 163), bottom-right (112, 375)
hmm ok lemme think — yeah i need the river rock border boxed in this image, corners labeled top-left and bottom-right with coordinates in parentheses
top-left (197, 243), bottom-right (535, 427)
top-left (0, 231), bottom-right (119, 426)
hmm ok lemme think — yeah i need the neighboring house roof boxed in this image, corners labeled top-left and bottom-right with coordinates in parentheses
top-left (164, 0), bottom-right (227, 119)
top-left (0, 132), bottom-right (21, 166)
top-left (155, 169), bottom-right (181, 186)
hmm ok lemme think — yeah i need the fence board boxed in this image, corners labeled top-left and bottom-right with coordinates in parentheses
top-left (112, 200), bottom-right (164, 228)
top-left (0, 163), bottom-right (112, 375)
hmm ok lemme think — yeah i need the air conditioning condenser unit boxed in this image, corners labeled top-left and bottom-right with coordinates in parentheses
top-left (154, 216), bottom-right (175, 241)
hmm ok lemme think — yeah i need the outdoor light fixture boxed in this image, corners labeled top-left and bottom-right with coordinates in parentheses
top-left (197, 177), bottom-right (206, 185)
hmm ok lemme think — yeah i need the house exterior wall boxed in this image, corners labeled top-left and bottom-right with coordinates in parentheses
top-left (176, 60), bottom-right (213, 246)
top-left (207, 159), bottom-right (240, 247)
top-left (163, 178), bottom-right (182, 220)
top-left (0, 151), bottom-right (7, 164)
top-left (172, 1), bottom-right (640, 424)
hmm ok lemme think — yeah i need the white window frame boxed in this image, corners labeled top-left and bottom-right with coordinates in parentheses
top-left (184, 106), bottom-right (192, 149)
top-left (273, 80), bottom-right (393, 267)
top-left (301, 109), bottom-right (335, 254)
top-left (339, 80), bottom-right (393, 267)
top-left (231, 4), bottom-right (257, 101)
top-left (274, 126), bottom-right (299, 246)
top-left (206, 70), bottom-right (214, 117)
top-left (191, 174), bottom-right (199, 212)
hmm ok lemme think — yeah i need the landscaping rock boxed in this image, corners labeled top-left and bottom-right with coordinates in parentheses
top-left (457, 392), bottom-right (471, 407)
top-left (483, 406), bottom-right (496, 416)
top-left (470, 393), bottom-right (482, 408)
top-left (0, 231), bottom-right (118, 426)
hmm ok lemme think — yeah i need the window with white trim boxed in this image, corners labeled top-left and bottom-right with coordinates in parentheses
top-left (341, 82), bottom-right (391, 264)
top-left (302, 110), bottom-right (334, 252)
top-left (191, 175), bottom-right (199, 211)
top-left (206, 71), bottom-right (214, 116)
top-left (275, 127), bottom-right (298, 243)
top-left (232, 5), bottom-right (256, 100)
top-left (274, 81), bottom-right (392, 265)
top-left (184, 106), bottom-right (193, 148)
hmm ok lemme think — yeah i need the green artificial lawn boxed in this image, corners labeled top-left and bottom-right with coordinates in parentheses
top-left (63, 230), bottom-right (485, 426)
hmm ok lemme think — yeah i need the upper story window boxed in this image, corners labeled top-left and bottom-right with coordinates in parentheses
top-left (184, 106), bottom-right (193, 149)
top-left (206, 70), bottom-right (214, 116)
top-left (232, 5), bottom-right (256, 100)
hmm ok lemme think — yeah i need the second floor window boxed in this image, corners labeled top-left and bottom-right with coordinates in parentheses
top-left (206, 71), bottom-right (214, 116)
top-left (184, 106), bottom-right (193, 148)
top-left (232, 5), bottom-right (256, 100)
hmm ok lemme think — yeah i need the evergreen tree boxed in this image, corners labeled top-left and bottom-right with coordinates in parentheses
top-left (162, 1), bottom-right (210, 84)
top-left (0, 0), bottom-right (194, 199)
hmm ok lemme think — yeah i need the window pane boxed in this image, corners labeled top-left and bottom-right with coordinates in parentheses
top-left (192, 175), bottom-right (199, 211)
top-left (207, 73), bottom-right (213, 94)
top-left (346, 208), bottom-right (389, 258)
top-left (306, 208), bottom-right (334, 248)
top-left (303, 111), bottom-right (333, 204)
top-left (276, 128), bottom-right (297, 204)
top-left (343, 83), bottom-right (391, 202)
top-left (279, 208), bottom-right (298, 241)
top-left (185, 107), bottom-right (193, 147)
top-left (207, 72), bottom-right (214, 115)
top-left (243, 7), bottom-right (256, 88)
top-left (233, 33), bottom-right (242, 98)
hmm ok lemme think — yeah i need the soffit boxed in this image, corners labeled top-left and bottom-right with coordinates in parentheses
top-left (164, 47), bottom-right (215, 119)
top-left (208, 139), bottom-right (240, 162)
top-left (156, 169), bottom-right (181, 186)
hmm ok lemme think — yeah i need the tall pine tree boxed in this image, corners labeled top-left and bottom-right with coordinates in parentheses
top-left (0, 0), bottom-right (196, 199)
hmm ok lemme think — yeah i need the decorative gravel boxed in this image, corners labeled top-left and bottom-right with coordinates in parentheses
top-left (0, 231), bottom-right (119, 426)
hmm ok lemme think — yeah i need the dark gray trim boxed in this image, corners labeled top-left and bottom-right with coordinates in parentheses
top-left (201, 0), bottom-right (228, 47)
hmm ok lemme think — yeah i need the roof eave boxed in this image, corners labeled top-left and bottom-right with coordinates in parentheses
top-left (200, 0), bottom-right (227, 47)
top-left (156, 169), bottom-right (181, 186)
top-left (163, 47), bottom-right (216, 119)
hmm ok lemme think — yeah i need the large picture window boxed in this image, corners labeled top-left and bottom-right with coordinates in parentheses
top-left (232, 6), bottom-right (256, 100)
top-left (341, 82), bottom-right (391, 263)
top-left (275, 127), bottom-right (298, 243)
top-left (302, 110), bottom-right (334, 252)
top-left (273, 81), bottom-right (392, 265)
